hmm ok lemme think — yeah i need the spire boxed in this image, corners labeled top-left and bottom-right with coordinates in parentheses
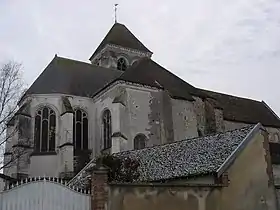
top-left (89, 23), bottom-right (152, 61)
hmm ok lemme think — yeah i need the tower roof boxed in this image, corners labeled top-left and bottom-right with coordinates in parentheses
top-left (89, 23), bottom-right (152, 60)
top-left (23, 56), bottom-right (122, 98)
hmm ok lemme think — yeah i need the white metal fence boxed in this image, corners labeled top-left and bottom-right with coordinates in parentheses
top-left (0, 177), bottom-right (91, 210)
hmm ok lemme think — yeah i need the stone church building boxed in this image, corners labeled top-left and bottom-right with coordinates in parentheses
top-left (2, 22), bottom-right (280, 209)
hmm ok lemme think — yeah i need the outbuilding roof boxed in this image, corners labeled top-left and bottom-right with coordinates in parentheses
top-left (68, 125), bottom-right (257, 188)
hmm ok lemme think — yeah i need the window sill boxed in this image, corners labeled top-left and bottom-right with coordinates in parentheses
top-left (30, 151), bottom-right (57, 156)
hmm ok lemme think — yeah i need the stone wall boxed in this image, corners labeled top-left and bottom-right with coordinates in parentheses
top-left (91, 166), bottom-right (218, 210)
top-left (171, 98), bottom-right (198, 141)
top-left (215, 129), bottom-right (278, 210)
top-left (3, 94), bottom-right (95, 178)
top-left (225, 120), bottom-right (280, 143)
top-left (204, 99), bottom-right (217, 135)
top-left (126, 87), bottom-right (159, 147)
top-left (193, 97), bottom-right (206, 136)
top-left (90, 44), bottom-right (152, 69)
top-left (109, 185), bottom-right (216, 210)
top-left (214, 109), bottom-right (224, 132)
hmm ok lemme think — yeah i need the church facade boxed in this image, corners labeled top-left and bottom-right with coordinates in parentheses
top-left (3, 23), bottom-right (280, 186)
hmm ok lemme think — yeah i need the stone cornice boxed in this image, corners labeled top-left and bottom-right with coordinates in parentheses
top-left (91, 44), bottom-right (152, 62)
top-left (112, 132), bottom-right (128, 140)
top-left (58, 142), bottom-right (74, 148)
top-left (92, 80), bottom-right (160, 102)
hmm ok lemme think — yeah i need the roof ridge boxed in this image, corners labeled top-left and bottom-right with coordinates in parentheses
top-left (199, 88), bottom-right (262, 103)
top-left (89, 23), bottom-right (152, 60)
top-left (55, 55), bottom-right (124, 74)
top-left (117, 125), bottom-right (255, 155)
top-left (261, 101), bottom-right (280, 120)
top-left (55, 56), bottom-right (91, 66)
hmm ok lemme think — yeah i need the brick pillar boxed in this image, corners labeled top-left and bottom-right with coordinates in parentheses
top-left (91, 166), bottom-right (109, 210)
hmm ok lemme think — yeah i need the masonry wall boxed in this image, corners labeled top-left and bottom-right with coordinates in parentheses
top-left (224, 120), bottom-right (252, 131)
top-left (29, 94), bottom-right (95, 177)
top-left (193, 97), bottom-right (206, 136)
top-left (93, 84), bottom-right (125, 153)
top-left (108, 185), bottom-right (217, 210)
top-left (171, 99), bottom-right (198, 141)
top-left (126, 87), bottom-right (160, 147)
top-left (214, 130), bottom-right (278, 210)
top-left (90, 45), bottom-right (151, 69)
top-left (4, 94), bottom-right (96, 178)
top-left (224, 121), bottom-right (280, 143)
top-left (93, 83), bottom-right (178, 153)
top-left (27, 95), bottom-right (63, 177)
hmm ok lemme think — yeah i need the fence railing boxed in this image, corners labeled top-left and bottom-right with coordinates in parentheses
top-left (0, 176), bottom-right (91, 210)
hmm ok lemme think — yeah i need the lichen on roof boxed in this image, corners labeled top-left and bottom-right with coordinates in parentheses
top-left (68, 125), bottom-right (255, 189)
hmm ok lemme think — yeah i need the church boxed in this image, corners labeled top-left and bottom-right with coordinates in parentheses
top-left (2, 22), bottom-right (280, 209)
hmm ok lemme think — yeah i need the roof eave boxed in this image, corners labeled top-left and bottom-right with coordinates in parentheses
top-left (223, 118), bottom-right (280, 128)
top-left (262, 100), bottom-right (280, 121)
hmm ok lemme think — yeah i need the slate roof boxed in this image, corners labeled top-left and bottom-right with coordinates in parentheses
top-left (89, 23), bottom-right (152, 60)
top-left (96, 58), bottom-right (208, 101)
top-left (23, 20), bottom-right (280, 128)
top-left (201, 89), bottom-right (280, 128)
top-left (23, 54), bottom-right (280, 128)
top-left (24, 56), bottom-right (122, 97)
top-left (68, 125), bottom-right (255, 188)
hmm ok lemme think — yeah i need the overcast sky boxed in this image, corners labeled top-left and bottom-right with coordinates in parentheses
top-left (0, 0), bottom-right (280, 115)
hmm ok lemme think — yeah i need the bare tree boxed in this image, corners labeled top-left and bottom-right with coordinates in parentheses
top-left (0, 61), bottom-right (25, 172)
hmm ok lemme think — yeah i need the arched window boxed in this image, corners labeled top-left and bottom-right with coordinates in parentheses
top-left (34, 107), bottom-right (56, 152)
top-left (117, 57), bottom-right (127, 71)
top-left (134, 134), bottom-right (147, 150)
top-left (73, 109), bottom-right (88, 151)
top-left (102, 110), bottom-right (112, 149)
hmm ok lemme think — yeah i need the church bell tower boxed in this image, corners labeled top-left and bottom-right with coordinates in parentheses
top-left (89, 23), bottom-right (152, 71)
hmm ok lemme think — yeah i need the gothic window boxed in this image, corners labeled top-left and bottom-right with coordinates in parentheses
top-left (102, 110), bottom-right (112, 149)
top-left (34, 107), bottom-right (56, 152)
top-left (117, 57), bottom-right (127, 71)
top-left (73, 109), bottom-right (88, 151)
top-left (134, 134), bottom-right (147, 150)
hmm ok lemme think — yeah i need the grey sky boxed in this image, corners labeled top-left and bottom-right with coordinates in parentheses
top-left (1, 0), bottom-right (280, 115)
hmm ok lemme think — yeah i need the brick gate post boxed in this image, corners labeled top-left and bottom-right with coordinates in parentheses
top-left (91, 166), bottom-right (109, 210)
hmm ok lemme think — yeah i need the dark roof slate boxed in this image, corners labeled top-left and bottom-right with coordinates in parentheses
top-left (201, 89), bottom-right (280, 127)
top-left (112, 58), bottom-right (207, 101)
top-left (68, 126), bottom-right (254, 188)
top-left (25, 55), bottom-right (280, 128)
top-left (24, 56), bottom-right (122, 97)
top-left (89, 23), bottom-right (152, 60)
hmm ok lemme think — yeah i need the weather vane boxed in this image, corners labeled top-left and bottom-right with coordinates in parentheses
top-left (114, 4), bottom-right (119, 23)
